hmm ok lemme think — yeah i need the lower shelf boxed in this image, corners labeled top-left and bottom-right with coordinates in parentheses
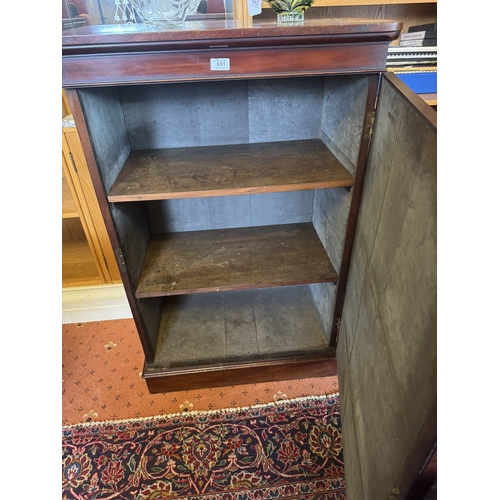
top-left (62, 239), bottom-right (103, 287)
top-left (136, 223), bottom-right (337, 297)
top-left (143, 285), bottom-right (337, 393)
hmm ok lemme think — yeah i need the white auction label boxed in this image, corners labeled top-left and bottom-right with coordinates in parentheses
top-left (247, 0), bottom-right (261, 15)
top-left (210, 58), bottom-right (230, 71)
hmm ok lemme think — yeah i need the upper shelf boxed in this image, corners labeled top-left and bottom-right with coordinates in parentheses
top-left (108, 139), bottom-right (354, 202)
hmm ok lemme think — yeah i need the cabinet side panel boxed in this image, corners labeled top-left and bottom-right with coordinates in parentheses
top-left (146, 191), bottom-right (314, 233)
top-left (138, 298), bottom-right (163, 362)
top-left (109, 203), bottom-right (149, 289)
top-left (312, 188), bottom-right (350, 271)
top-left (312, 75), bottom-right (370, 344)
top-left (77, 88), bottom-right (131, 193)
top-left (320, 75), bottom-right (369, 176)
top-left (307, 282), bottom-right (336, 343)
top-left (110, 202), bottom-right (161, 358)
top-left (338, 75), bottom-right (437, 499)
top-left (310, 187), bottom-right (351, 341)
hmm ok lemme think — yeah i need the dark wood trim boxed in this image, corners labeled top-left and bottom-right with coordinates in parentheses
top-left (62, 19), bottom-right (402, 51)
top-left (331, 73), bottom-right (380, 347)
top-left (63, 43), bottom-right (391, 87)
top-left (63, 32), bottom-right (402, 55)
top-left (62, 20), bottom-right (402, 87)
top-left (143, 353), bottom-right (338, 393)
top-left (64, 89), bottom-right (155, 363)
top-left (406, 446), bottom-right (437, 500)
top-left (395, 397), bottom-right (437, 498)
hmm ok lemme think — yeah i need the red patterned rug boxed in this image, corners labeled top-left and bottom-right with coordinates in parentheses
top-left (62, 394), bottom-right (345, 499)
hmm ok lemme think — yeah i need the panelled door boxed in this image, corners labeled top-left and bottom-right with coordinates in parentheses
top-left (337, 72), bottom-right (437, 500)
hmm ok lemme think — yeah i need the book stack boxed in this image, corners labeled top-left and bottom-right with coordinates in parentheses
top-left (399, 22), bottom-right (437, 48)
top-left (386, 46), bottom-right (437, 71)
top-left (386, 23), bottom-right (437, 102)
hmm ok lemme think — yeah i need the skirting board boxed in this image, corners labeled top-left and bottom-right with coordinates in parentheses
top-left (62, 284), bottom-right (132, 324)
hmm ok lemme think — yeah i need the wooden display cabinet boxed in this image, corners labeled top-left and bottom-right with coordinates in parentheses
top-left (61, 19), bottom-right (427, 391)
top-left (62, 19), bottom-right (401, 391)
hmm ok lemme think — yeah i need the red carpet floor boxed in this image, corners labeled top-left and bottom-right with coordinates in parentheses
top-left (62, 319), bottom-right (339, 426)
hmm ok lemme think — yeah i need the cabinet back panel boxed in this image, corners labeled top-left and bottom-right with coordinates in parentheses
top-left (247, 78), bottom-right (324, 143)
top-left (146, 191), bottom-right (314, 233)
top-left (77, 87), bottom-right (131, 193)
top-left (119, 80), bottom-right (250, 149)
top-left (117, 77), bottom-right (356, 150)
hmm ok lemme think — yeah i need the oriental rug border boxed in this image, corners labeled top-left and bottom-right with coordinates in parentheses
top-left (63, 393), bottom-right (346, 499)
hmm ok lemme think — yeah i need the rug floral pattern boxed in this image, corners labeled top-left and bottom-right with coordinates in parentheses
top-left (62, 394), bottom-right (345, 499)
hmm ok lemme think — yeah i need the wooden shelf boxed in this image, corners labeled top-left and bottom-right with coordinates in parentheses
top-left (136, 222), bottom-right (337, 298)
top-left (108, 139), bottom-right (354, 202)
top-left (62, 239), bottom-right (103, 287)
top-left (62, 177), bottom-right (79, 219)
top-left (420, 93), bottom-right (437, 106)
top-left (152, 286), bottom-right (331, 367)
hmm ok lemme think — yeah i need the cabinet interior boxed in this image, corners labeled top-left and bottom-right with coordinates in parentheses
top-left (77, 74), bottom-right (370, 373)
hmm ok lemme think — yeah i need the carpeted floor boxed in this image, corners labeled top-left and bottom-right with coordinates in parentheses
top-left (62, 319), bottom-right (345, 499)
top-left (63, 393), bottom-right (346, 499)
top-left (62, 319), bottom-right (340, 426)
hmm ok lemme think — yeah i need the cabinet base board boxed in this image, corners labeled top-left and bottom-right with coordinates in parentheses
top-left (143, 354), bottom-right (337, 393)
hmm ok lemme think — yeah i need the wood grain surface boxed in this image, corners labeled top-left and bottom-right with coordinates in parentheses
top-left (108, 140), bottom-right (354, 202)
top-left (135, 222), bottom-right (337, 297)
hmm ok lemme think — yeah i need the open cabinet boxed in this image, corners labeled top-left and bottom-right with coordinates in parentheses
top-left (63, 18), bottom-right (437, 499)
top-left (63, 18), bottom-right (401, 393)
top-left (61, 22), bottom-right (438, 392)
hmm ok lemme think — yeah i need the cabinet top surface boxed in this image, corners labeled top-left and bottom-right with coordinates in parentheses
top-left (62, 18), bottom-right (402, 49)
top-left (62, 18), bottom-right (402, 87)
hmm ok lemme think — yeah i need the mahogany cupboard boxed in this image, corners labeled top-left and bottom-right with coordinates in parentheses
top-left (63, 20), bottom-right (436, 498)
